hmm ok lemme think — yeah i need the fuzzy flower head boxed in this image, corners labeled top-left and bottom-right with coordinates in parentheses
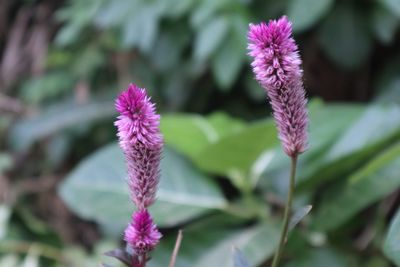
top-left (115, 84), bottom-right (163, 150)
top-left (248, 16), bottom-right (308, 156)
top-left (115, 84), bottom-right (163, 209)
top-left (124, 209), bottom-right (162, 255)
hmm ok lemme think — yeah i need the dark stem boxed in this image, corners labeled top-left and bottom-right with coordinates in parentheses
top-left (270, 155), bottom-right (298, 267)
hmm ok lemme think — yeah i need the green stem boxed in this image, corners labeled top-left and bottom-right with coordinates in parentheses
top-left (271, 155), bottom-right (298, 267)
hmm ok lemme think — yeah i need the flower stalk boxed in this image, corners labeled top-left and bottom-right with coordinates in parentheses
top-left (271, 155), bottom-right (297, 267)
top-left (248, 16), bottom-right (309, 267)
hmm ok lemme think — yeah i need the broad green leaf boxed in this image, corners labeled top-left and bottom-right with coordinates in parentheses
top-left (149, 216), bottom-right (279, 267)
top-left (207, 112), bottom-right (245, 138)
top-left (384, 208), bottom-right (400, 265)
top-left (260, 102), bottom-right (364, 190)
top-left (59, 143), bottom-right (226, 234)
top-left (297, 103), bottom-right (364, 181)
top-left (193, 120), bottom-right (278, 178)
top-left (325, 105), bottom-right (400, 161)
top-left (318, 3), bottom-right (372, 69)
top-left (287, 0), bottom-right (334, 32)
top-left (161, 114), bottom-right (212, 158)
top-left (313, 143), bottom-right (400, 231)
top-left (194, 16), bottom-right (229, 61)
top-left (299, 104), bottom-right (400, 189)
top-left (284, 248), bottom-right (350, 267)
top-left (380, 0), bottom-right (400, 17)
top-left (161, 113), bottom-right (245, 159)
top-left (8, 96), bottom-right (116, 151)
top-left (193, 223), bottom-right (279, 267)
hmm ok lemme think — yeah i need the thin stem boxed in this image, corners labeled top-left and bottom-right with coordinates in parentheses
top-left (168, 230), bottom-right (183, 267)
top-left (270, 155), bottom-right (298, 267)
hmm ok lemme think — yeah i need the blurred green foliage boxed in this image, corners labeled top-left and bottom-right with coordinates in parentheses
top-left (1, 0), bottom-right (400, 266)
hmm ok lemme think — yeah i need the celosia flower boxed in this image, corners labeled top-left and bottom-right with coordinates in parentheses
top-left (115, 84), bottom-right (163, 209)
top-left (115, 84), bottom-right (163, 150)
top-left (248, 16), bottom-right (308, 157)
top-left (124, 209), bottom-right (162, 255)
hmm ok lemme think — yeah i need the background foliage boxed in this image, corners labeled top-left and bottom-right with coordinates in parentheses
top-left (0, 0), bottom-right (400, 266)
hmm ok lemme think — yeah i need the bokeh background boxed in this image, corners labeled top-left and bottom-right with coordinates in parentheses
top-left (1, 0), bottom-right (400, 266)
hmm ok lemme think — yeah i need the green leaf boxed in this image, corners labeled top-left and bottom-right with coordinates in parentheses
top-left (194, 16), bottom-right (229, 61)
top-left (8, 96), bottom-right (116, 151)
top-left (161, 114), bottom-right (215, 159)
top-left (232, 248), bottom-right (251, 267)
top-left (161, 113), bottom-right (245, 160)
top-left (289, 205), bottom-right (312, 231)
top-left (325, 105), bottom-right (400, 161)
top-left (318, 3), bottom-right (372, 70)
top-left (55, 0), bottom-right (103, 46)
top-left (149, 217), bottom-right (279, 267)
top-left (122, 4), bottom-right (160, 52)
top-left (20, 72), bottom-right (74, 105)
top-left (193, 120), bottom-right (278, 178)
top-left (94, 0), bottom-right (134, 28)
top-left (379, 0), bottom-right (400, 17)
top-left (211, 30), bottom-right (245, 90)
top-left (190, 0), bottom-right (230, 28)
top-left (260, 101), bottom-right (364, 189)
top-left (59, 144), bottom-right (226, 234)
top-left (193, 223), bottom-right (279, 267)
top-left (313, 143), bottom-right (400, 231)
top-left (371, 4), bottom-right (399, 44)
top-left (384, 208), bottom-right (400, 265)
top-left (151, 25), bottom-right (190, 71)
top-left (287, 0), bottom-right (334, 32)
top-left (299, 104), bottom-right (400, 189)
top-left (284, 248), bottom-right (350, 267)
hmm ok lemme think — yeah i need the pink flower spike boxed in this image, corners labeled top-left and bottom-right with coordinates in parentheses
top-left (115, 83), bottom-right (163, 209)
top-left (248, 16), bottom-right (308, 157)
top-left (115, 84), bottom-right (163, 150)
top-left (124, 209), bottom-right (162, 255)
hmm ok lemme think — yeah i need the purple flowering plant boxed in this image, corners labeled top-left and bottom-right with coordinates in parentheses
top-left (248, 16), bottom-right (308, 267)
top-left (106, 16), bottom-right (309, 267)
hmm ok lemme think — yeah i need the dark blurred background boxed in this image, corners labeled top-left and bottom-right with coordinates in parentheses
top-left (0, 0), bottom-right (400, 266)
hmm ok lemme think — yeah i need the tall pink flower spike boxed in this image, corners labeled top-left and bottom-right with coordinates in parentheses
top-left (248, 16), bottom-right (308, 157)
top-left (115, 84), bottom-right (162, 257)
